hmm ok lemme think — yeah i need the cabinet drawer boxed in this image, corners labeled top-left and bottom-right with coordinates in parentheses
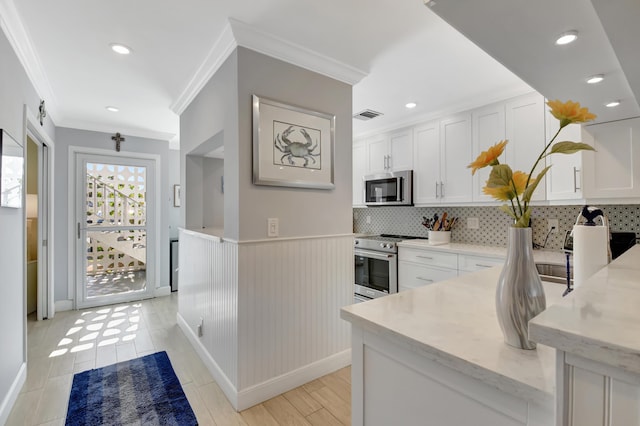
top-left (399, 261), bottom-right (458, 291)
top-left (458, 254), bottom-right (504, 273)
top-left (399, 247), bottom-right (458, 269)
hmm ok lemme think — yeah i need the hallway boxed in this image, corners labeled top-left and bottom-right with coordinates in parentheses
top-left (6, 294), bottom-right (351, 425)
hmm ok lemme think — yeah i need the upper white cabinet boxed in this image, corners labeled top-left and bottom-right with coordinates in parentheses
top-left (366, 130), bottom-right (414, 174)
top-left (581, 117), bottom-right (640, 199)
top-left (505, 92), bottom-right (547, 201)
top-left (413, 114), bottom-right (472, 205)
top-left (353, 142), bottom-right (367, 206)
top-left (472, 103), bottom-right (506, 202)
top-left (545, 111), bottom-right (583, 200)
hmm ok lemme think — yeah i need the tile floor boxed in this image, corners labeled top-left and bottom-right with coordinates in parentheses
top-left (6, 294), bottom-right (351, 425)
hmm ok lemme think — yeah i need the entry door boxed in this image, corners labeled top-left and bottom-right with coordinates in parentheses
top-left (75, 154), bottom-right (156, 308)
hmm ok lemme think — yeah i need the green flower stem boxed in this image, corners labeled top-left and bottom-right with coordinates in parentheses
top-left (510, 177), bottom-right (523, 217)
top-left (522, 125), bottom-right (564, 216)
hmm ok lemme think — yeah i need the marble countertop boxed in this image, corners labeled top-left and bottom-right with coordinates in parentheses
top-left (397, 239), bottom-right (566, 264)
top-left (341, 267), bottom-right (564, 405)
top-left (530, 245), bottom-right (640, 375)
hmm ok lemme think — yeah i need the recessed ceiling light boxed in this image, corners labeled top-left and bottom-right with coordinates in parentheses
top-left (586, 74), bottom-right (604, 84)
top-left (110, 43), bottom-right (131, 55)
top-left (555, 30), bottom-right (578, 45)
top-left (405, 102), bottom-right (417, 109)
top-left (105, 106), bottom-right (119, 112)
top-left (606, 101), bottom-right (620, 108)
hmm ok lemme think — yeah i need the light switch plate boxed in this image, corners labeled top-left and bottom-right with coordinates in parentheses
top-left (267, 218), bottom-right (279, 237)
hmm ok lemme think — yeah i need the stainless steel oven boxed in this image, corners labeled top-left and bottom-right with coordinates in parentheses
top-left (354, 248), bottom-right (398, 301)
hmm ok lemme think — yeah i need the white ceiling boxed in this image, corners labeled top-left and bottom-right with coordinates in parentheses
top-left (2, 0), bottom-right (635, 147)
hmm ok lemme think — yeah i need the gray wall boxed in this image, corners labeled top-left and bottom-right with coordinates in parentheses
top-left (168, 149), bottom-right (181, 239)
top-left (53, 128), bottom-right (172, 302)
top-left (181, 47), bottom-right (353, 240)
top-left (203, 157), bottom-right (224, 229)
top-left (0, 28), bottom-right (56, 421)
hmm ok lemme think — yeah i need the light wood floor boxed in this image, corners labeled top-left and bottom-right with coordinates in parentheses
top-left (7, 293), bottom-right (351, 425)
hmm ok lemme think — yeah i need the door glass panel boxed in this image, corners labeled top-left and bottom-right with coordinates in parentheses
top-left (84, 162), bottom-right (147, 300)
top-left (355, 255), bottom-right (390, 293)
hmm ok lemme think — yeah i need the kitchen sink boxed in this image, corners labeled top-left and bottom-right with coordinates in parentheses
top-left (536, 263), bottom-right (572, 285)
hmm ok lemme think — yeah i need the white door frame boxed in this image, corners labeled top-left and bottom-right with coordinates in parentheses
top-left (68, 146), bottom-right (161, 309)
top-left (24, 105), bottom-right (55, 321)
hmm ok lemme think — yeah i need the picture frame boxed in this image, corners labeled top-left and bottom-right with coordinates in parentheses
top-left (173, 184), bottom-right (181, 207)
top-left (252, 95), bottom-right (335, 189)
top-left (0, 129), bottom-right (24, 208)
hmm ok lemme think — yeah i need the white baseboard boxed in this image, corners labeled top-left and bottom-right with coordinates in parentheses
top-left (176, 313), bottom-right (239, 408)
top-left (236, 349), bottom-right (351, 411)
top-left (155, 286), bottom-right (171, 297)
top-left (0, 362), bottom-right (26, 425)
top-left (177, 311), bottom-right (351, 411)
top-left (55, 299), bottom-right (73, 312)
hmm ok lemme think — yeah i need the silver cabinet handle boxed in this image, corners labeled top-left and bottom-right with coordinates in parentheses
top-left (435, 181), bottom-right (439, 198)
top-left (475, 264), bottom-right (492, 268)
top-left (77, 222), bottom-right (81, 239)
top-left (416, 277), bottom-right (434, 282)
top-left (387, 155), bottom-right (391, 170)
top-left (573, 167), bottom-right (581, 191)
top-left (384, 155), bottom-right (388, 170)
top-left (417, 255), bottom-right (433, 260)
top-left (440, 181), bottom-right (445, 198)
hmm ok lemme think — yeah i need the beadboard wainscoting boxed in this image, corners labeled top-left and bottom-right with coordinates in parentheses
top-left (354, 205), bottom-right (640, 251)
top-left (178, 229), bottom-right (353, 411)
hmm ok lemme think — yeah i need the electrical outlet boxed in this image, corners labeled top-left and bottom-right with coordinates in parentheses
top-left (548, 219), bottom-right (559, 234)
top-left (267, 218), bottom-right (279, 237)
top-left (467, 217), bottom-right (479, 229)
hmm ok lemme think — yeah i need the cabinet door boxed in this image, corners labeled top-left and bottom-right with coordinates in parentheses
top-left (353, 143), bottom-right (367, 206)
top-left (367, 136), bottom-right (389, 174)
top-left (440, 113), bottom-right (473, 203)
top-left (582, 117), bottom-right (640, 198)
top-left (505, 93), bottom-right (546, 201)
top-left (413, 122), bottom-right (440, 204)
top-left (389, 130), bottom-right (413, 171)
top-left (472, 104), bottom-right (506, 202)
top-left (546, 107), bottom-right (583, 200)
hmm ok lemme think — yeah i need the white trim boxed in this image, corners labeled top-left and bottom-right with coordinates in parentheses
top-left (154, 286), bottom-right (171, 297)
top-left (236, 349), bottom-right (351, 412)
top-left (68, 146), bottom-right (162, 309)
top-left (176, 312), bottom-right (238, 408)
top-left (171, 19), bottom-right (369, 115)
top-left (0, 0), bottom-right (59, 122)
top-left (58, 119), bottom-right (175, 143)
top-left (0, 362), bottom-right (26, 426)
top-left (170, 21), bottom-right (238, 115)
top-left (54, 299), bottom-right (73, 312)
top-left (177, 312), bottom-right (350, 412)
top-left (178, 227), bottom-right (355, 245)
top-left (229, 18), bottom-right (367, 86)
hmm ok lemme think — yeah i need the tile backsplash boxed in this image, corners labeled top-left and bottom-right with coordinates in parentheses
top-left (353, 205), bottom-right (640, 251)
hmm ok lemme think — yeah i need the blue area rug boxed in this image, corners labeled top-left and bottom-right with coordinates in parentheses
top-left (66, 351), bottom-right (197, 425)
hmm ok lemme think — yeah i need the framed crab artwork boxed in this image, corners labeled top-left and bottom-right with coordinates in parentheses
top-left (252, 95), bottom-right (335, 189)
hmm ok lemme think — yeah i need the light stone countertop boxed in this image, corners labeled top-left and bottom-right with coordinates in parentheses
top-left (397, 239), bottom-right (566, 264)
top-left (341, 267), bottom-right (565, 406)
top-left (529, 244), bottom-right (640, 375)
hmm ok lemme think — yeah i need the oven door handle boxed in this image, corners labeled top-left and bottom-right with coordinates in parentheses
top-left (355, 249), bottom-right (396, 260)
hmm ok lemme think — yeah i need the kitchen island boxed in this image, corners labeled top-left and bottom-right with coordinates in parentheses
top-left (341, 267), bottom-right (564, 426)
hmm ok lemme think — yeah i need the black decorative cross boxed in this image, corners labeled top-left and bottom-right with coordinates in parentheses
top-left (111, 132), bottom-right (125, 152)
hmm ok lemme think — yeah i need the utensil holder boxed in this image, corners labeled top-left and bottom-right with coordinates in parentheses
top-left (428, 230), bottom-right (451, 245)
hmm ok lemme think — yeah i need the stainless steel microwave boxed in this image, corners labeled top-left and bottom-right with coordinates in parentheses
top-left (363, 170), bottom-right (413, 206)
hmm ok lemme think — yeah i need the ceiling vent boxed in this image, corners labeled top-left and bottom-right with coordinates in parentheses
top-left (353, 109), bottom-right (384, 121)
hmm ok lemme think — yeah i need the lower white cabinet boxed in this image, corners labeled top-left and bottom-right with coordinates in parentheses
top-left (399, 247), bottom-right (504, 291)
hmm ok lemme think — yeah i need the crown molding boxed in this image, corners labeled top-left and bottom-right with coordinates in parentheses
top-left (170, 22), bottom-right (238, 115)
top-left (171, 18), bottom-right (368, 116)
top-left (0, 0), bottom-right (60, 123)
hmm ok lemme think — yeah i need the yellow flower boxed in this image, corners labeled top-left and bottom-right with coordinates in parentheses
top-left (547, 99), bottom-right (597, 128)
top-left (482, 170), bottom-right (530, 200)
top-left (468, 140), bottom-right (508, 175)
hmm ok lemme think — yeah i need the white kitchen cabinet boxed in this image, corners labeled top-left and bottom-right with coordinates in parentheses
top-left (545, 106), bottom-right (584, 200)
top-left (472, 103), bottom-right (506, 202)
top-left (366, 130), bottom-right (413, 174)
top-left (458, 254), bottom-right (504, 273)
top-left (398, 247), bottom-right (458, 291)
top-left (505, 92), bottom-right (547, 201)
top-left (353, 142), bottom-right (367, 206)
top-left (581, 117), bottom-right (640, 199)
top-left (413, 113), bottom-right (472, 205)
